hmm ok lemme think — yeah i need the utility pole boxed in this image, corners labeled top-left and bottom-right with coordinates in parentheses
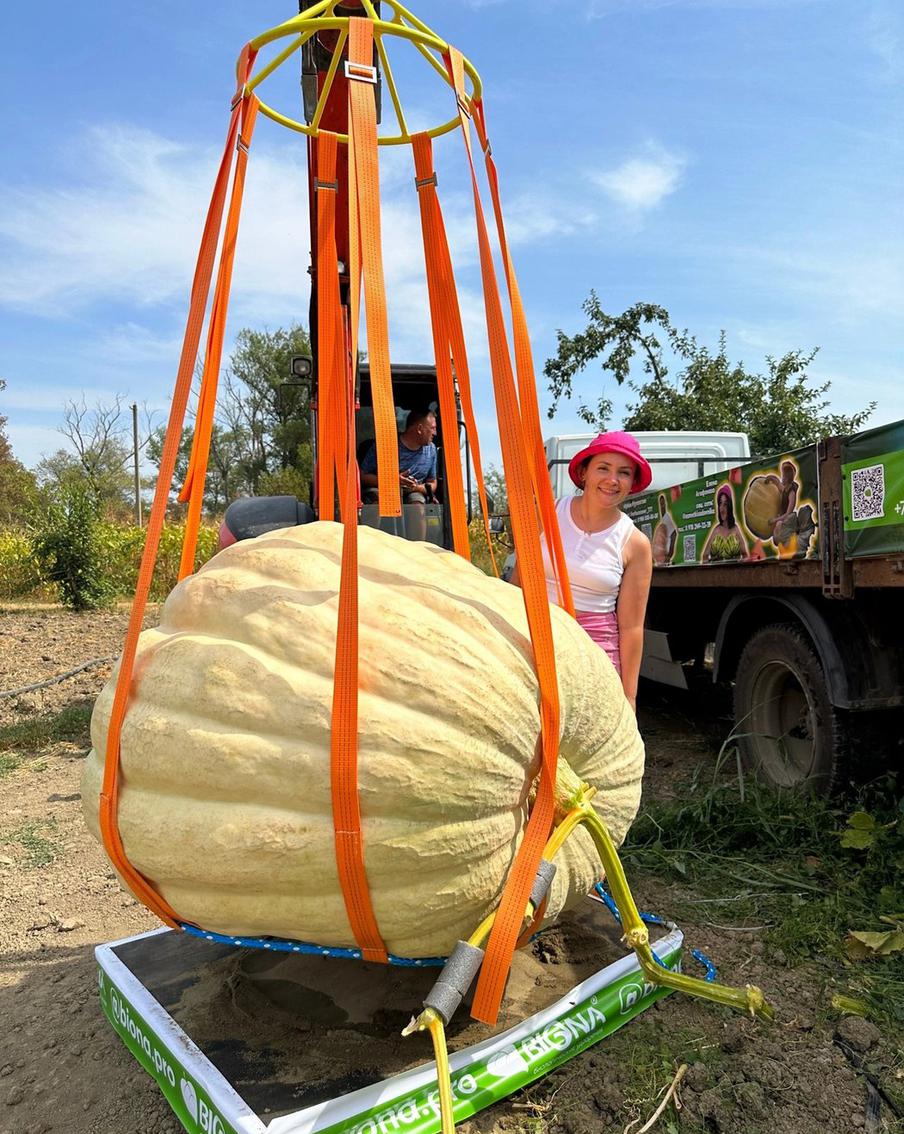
top-left (132, 403), bottom-right (142, 526)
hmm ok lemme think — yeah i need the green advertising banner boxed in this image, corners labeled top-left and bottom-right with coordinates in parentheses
top-left (624, 447), bottom-right (820, 567)
top-left (842, 420), bottom-right (904, 559)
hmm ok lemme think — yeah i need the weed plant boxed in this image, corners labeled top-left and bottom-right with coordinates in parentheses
top-left (623, 760), bottom-right (904, 1030)
top-left (8, 819), bottom-right (60, 868)
top-left (0, 702), bottom-right (94, 777)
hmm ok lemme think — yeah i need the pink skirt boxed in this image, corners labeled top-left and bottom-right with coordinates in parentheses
top-left (575, 610), bottom-right (621, 674)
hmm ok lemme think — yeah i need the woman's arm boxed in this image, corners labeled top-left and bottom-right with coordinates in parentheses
top-left (734, 524), bottom-right (750, 559)
top-left (700, 525), bottom-right (716, 563)
top-left (617, 530), bottom-right (653, 712)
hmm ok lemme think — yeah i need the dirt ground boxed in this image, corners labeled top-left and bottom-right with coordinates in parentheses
top-left (0, 604), bottom-right (901, 1134)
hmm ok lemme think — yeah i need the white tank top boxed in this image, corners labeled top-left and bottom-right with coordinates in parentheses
top-left (541, 496), bottom-right (636, 614)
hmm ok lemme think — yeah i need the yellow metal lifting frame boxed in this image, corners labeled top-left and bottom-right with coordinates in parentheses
top-left (244, 0), bottom-right (482, 145)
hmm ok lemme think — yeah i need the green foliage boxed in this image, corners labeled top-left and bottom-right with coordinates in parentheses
top-left (545, 297), bottom-right (672, 426)
top-left (544, 295), bottom-right (875, 455)
top-left (624, 772), bottom-right (904, 1027)
top-left (467, 517), bottom-right (510, 576)
top-left (7, 819), bottom-right (61, 868)
top-left (0, 702), bottom-right (94, 755)
top-left (0, 521), bottom-right (219, 602)
top-left (0, 528), bottom-right (48, 598)
top-left (0, 380), bottom-right (40, 525)
top-left (481, 463), bottom-right (509, 516)
top-left (94, 521), bottom-right (218, 600)
top-left (31, 486), bottom-right (113, 611)
top-left (147, 324), bottom-right (313, 516)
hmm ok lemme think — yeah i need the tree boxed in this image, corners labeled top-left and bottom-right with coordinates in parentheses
top-left (544, 295), bottom-right (875, 455)
top-left (221, 324), bottom-right (313, 495)
top-left (32, 485), bottom-right (112, 611)
top-left (148, 324), bottom-right (314, 515)
top-left (36, 396), bottom-right (154, 518)
top-left (0, 380), bottom-right (39, 526)
top-left (145, 420), bottom-right (248, 516)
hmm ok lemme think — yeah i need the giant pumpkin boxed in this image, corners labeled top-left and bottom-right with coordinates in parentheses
top-left (743, 475), bottom-right (783, 540)
top-left (82, 522), bottom-right (643, 958)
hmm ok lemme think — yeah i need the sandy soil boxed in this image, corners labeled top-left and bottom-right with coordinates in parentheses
top-left (0, 604), bottom-right (900, 1134)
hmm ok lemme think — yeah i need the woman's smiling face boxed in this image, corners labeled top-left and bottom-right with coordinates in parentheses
top-left (582, 452), bottom-right (637, 504)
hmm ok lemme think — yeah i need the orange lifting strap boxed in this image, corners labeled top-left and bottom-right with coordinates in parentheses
top-left (470, 98), bottom-right (574, 614)
top-left (348, 18), bottom-right (399, 521)
top-left (98, 46), bottom-right (259, 925)
top-left (314, 130), bottom-right (346, 524)
top-left (178, 93), bottom-right (261, 578)
top-left (412, 131), bottom-right (497, 568)
top-left (329, 17), bottom-right (392, 964)
top-left (443, 46), bottom-right (564, 1025)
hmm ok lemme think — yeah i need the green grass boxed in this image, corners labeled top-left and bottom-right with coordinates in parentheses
top-left (623, 767), bottom-right (904, 1031)
top-left (0, 751), bottom-right (21, 776)
top-left (0, 701), bottom-right (93, 758)
top-left (8, 819), bottom-right (61, 868)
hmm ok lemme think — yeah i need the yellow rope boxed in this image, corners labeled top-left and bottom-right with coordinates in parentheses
top-left (426, 1011), bottom-right (456, 1134)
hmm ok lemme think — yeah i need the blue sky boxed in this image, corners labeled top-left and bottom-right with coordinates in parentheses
top-left (2, 0), bottom-right (902, 473)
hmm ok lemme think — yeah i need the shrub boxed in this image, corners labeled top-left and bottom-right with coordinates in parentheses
top-left (0, 529), bottom-right (47, 599)
top-left (97, 521), bottom-right (219, 600)
top-left (1, 515), bottom-right (219, 605)
top-left (32, 487), bottom-right (113, 611)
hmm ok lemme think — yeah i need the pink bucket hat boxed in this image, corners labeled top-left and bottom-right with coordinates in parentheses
top-left (568, 431), bottom-right (653, 494)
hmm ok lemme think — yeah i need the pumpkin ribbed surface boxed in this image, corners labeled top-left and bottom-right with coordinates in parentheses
top-left (743, 476), bottom-right (783, 540)
top-left (82, 522), bottom-right (644, 957)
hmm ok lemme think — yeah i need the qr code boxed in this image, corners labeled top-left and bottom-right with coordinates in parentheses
top-left (851, 464), bottom-right (885, 522)
top-left (683, 534), bottom-right (697, 562)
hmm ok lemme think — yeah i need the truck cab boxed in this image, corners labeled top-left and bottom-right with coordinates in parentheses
top-left (545, 431), bottom-right (750, 498)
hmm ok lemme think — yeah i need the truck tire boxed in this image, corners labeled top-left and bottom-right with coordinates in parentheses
top-left (733, 622), bottom-right (845, 795)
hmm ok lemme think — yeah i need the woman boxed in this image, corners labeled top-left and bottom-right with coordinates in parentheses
top-left (511, 431), bottom-right (653, 712)
top-left (701, 484), bottom-right (749, 562)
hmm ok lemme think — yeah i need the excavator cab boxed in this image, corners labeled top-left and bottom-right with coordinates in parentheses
top-left (354, 362), bottom-right (468, 548)
top-left (221, 359), bottom-right (472, 550)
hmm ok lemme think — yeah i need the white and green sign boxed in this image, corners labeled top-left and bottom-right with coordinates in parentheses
top-left (97, 926), bottom-right (682, 1134)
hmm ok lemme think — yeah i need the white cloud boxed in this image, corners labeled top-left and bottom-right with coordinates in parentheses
top-left (91, 323), bottom-right (185, 365)
top-left (0, 122), bottom-right (574, 338)
top-left (589, 144), bottom-right (687, 212)
top-left (865, 3), bottom-right (904, 83)
top-left (1, 381), bottom-right (128, 413)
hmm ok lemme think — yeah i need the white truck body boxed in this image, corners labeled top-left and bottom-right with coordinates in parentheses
top-left (545, 431), bottom-right (751, 497)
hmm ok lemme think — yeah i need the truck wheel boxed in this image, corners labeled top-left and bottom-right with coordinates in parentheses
top-left (733, 623), bottom-right (843, 795)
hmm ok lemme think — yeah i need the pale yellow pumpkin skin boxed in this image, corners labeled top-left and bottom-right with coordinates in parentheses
top-left (82, 522), bottom-right (644, 957)
top-left (743, 476), bottom-right (783, 540)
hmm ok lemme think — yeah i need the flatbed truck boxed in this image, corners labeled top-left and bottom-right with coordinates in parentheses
top-left (620, 419), bottom-right (904, 792)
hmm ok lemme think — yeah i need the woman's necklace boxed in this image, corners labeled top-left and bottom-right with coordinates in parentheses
top-left (575, 494), bottom-right (617, 535)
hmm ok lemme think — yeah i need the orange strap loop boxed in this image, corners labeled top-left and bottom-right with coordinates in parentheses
top-left (98, 46), bottom-right (259, 927)
top-left (178, 91), bottom-right (260, 578)
top-left (329, 16), bottom-right (390, 964)
top-left (471, 100), bottom-right (573, 615)
top-left (445, 47), bottom-right (561, 1026)
top-left (411, 132), bottom-right (471, 559)
top-left (348, 18), bottom-right (399, 519)
top-left (315, 131), bottom-right (345, 523)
